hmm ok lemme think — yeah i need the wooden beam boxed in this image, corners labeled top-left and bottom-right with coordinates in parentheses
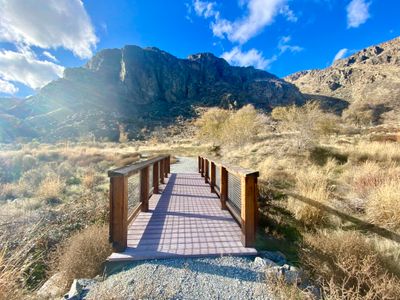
top-left (153, 162), bottom-right (159, 194)
top-left (109, 176), bottom-right (128, 252)
top-left (200, 158), bottom-right (204, 177)
top-left (198, 156), bottom-right (201, 173)
top-left (164, 158), bottom-right (168, 178)
top-left (204, 159), bottom-right (209, 183)
top-left (220, 166), bottom-right (228, 210)
top-left (140, 166), bottom-right (149, 212)
top-left (160, 159), bottom-right (165, 184)
top-left (210, 162), bottom-right (216, 193)
top-left (240, 174), bottom-right (257, 247)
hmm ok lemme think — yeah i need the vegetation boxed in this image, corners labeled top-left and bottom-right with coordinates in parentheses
top-left (1, 100), bottom-right (400, 299)
top-left (197, 102), bottom-right (400, 299)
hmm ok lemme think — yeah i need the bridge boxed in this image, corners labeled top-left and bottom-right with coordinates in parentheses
top-left (107, 155), bottom-right (259, 261)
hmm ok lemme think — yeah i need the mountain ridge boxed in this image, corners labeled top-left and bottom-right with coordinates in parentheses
top-left (0, 45), bottom-right (304, 142)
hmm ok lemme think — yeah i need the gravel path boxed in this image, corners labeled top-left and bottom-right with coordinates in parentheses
top-left (86, 256), bottom-right (273, 299)
top-left (84, 157), bottom-right (277, 299)
top-left (170, 156), bottom-right (198, 173)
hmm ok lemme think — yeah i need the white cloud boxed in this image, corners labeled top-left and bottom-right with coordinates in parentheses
top-left (42, 51), bottom-right (58, 62)
top-left (278, 36), bottom-right (303, 54)
top-left (0, 0), bottom-right (98, 58)
top-left (193, 0), bottom-right (218, 18)
top-left (211, 0), bottom-right (288, 44)
top-left (221, 47), bottom-right (276, 69)
top-left (346, 0), bottom-right (371, 28)
top-left (333, 48), bottom-right (348, 62)
top-left (0, 49), bottom-right (64, 90)
top-left (0, 77), bottom-right (18, 94)
top-left (280, 5), bottom-right (298, 22)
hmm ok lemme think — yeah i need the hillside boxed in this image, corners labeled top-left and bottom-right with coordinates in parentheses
top-left (0, 46), bottom-right (304, 142)
top-left (286, 36), bottom-right (400, 121)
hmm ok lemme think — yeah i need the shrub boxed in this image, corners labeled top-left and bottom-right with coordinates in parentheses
top-left (302, 230), bottom-right (400, 300)
top-left (195, 107), bottom-right (231, 144)
top-left (56, 225), bottom-right (112, 285)
top-left (271, 102), bottom-right (339, 149)
top-left (287, 161), bottom-right (335, 226)
top-left (195, 105), bottom-right (266, 146)
top-left (366, 180), bottom-right (400, 230)
top-left (36, 176), bottom-right (65, 201)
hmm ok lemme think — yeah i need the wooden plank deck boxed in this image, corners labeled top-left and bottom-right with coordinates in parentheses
top-left (108, 172), bottom-right (257, 261)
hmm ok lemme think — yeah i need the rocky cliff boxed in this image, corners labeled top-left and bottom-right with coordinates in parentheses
top-left (286, 37), bottom-right (400, 118)
top-left (1, 45), bottom-right (304, 142)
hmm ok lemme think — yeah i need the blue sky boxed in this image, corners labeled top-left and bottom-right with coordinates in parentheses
top-left (0, 0), bottom-right (399, 98)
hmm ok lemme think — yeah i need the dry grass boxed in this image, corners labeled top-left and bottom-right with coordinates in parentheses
top-left (302, 230), bottom-right (400, 300)
top-left (56, 224), bottom-right (112, 285)
top-left (266, 273), bottom-right (316, 300)
top-left (36, 176), bottom-right (65, 201)
top-left (343, 141), bottom-right (400, 162)
top-left (366, 180), bottom-right (400, 230)
top-left (287, 161), bottom-right (336, 226)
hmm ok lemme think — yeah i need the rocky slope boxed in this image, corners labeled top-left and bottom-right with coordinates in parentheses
top-left (0, 46), bottom-right (304, 142)
top-left (286, 36), bottom-right (400, 118)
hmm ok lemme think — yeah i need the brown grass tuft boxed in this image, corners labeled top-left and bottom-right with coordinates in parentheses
top-left (36, 176), bottom-right (65, 201)
top-left (56, 224), bottom-right (112, 285)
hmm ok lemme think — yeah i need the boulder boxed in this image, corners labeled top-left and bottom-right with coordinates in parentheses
top-left (36, 272), bottom-right (67, 299)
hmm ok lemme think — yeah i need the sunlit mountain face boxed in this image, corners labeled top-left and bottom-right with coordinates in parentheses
top-left (0, 45), bottom-right (305, 143)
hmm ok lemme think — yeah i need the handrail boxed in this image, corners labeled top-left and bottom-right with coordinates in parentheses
top-left (108, 154), bottom-right (171, 252)
top-left (200, 156), bottom-right (259, 178)
top-left (198, 155), bottom-right (259, 247)
top-left (108, 155), bottom-right (170, 177)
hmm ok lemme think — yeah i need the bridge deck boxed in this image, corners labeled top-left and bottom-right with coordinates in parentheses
top-left (108, 172), bottom-right (257, 261)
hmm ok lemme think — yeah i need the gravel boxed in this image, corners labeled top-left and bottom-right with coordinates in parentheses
top-left (85, 256), bottom-right (274, 299)
top-left (170, 156), bottom-right (198, 173)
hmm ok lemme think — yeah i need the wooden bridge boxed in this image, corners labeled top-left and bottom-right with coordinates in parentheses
top-left (107, 155), bottom-right (259, 261)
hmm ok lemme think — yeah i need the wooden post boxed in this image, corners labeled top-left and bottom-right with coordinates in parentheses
top-left (210, 162), bottom-right (216, 193)
top-left (204, 159), bottom-right (209, 183)
top-left (109, 176), bottom-right (128, 252)
top-left (220, 167), bottom-right (228, 210)
top-left (167, 156), bottom-right (170, 174)
top-left (240, 174), bottom-right (258, 247)
top-left (164, 158), bottom-right (168, 178)
top-left (198, 156), bottom-right (201, 173)
top-left (200, 158), bottom-right (204, 177)
top-left (140, 166), bottom-right (149, 212)
top-left (160, 159), bottom-right (165, 184)
top-left (153, 162), bottom-right (159, 194)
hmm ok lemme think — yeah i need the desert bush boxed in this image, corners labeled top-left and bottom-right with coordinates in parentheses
top-left (366, 180), bottom-right (400, 230)
top-left (195, 105), bottom-right (265, 146)
top-left (287, 161), bottom-right (336, 226)
top-left (302, 230), bottom-right (400, 299)
top-left (195, 107), bottom-right (231, 144)
top-left (271, 102), bottom-right (339, 149)
top-left (36, 176), bottom-right (65, 201)
top-left (56, 224), bottom-right (112, 285)
top-left (342, 102), bottom-right (388, 126)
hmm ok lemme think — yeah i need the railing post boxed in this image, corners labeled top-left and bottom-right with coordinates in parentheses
top-left (160, 159), bottom-right (165, 184)
top-left (153, 162), bottom-right (159, 194)
top-left (240, 174), bottom-right (258, 247)
top-left (220, 166), bottom-right (228, 210)
top-left (198, 156), bottom-right (201, 173)
top-left (109, 176), bottom-right (128, 252)
top-left (140, 166), bottom-right (149, 212)
top-left (164, 158), bottom-right (168, 178)
top-left (210, 162), bottom-right (216, 193)
top-left (167, 156), bottom-right (170, 174)
top-left (204, 159), bottom-right (209, 183)
top-left (201, 158), bottom-right (204, 177)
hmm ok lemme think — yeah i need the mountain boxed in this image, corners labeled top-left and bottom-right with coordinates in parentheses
top-left (0, 46), bottom-right (304, 142)
top-left (286, 36), bottom-right (400, 120)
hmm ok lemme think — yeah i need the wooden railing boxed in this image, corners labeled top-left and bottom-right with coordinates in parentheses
top-left (198, 156), bottom-right (259, 247)
top-left (108, 155), bottom-right (170, 252)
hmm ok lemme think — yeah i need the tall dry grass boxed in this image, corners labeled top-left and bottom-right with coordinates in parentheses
top-left (287, 160), bottom-right (336, 226)
top-left (55, 224), bottom-right (112, 285)
top-left (302, 230), bottom-right (400, 300)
